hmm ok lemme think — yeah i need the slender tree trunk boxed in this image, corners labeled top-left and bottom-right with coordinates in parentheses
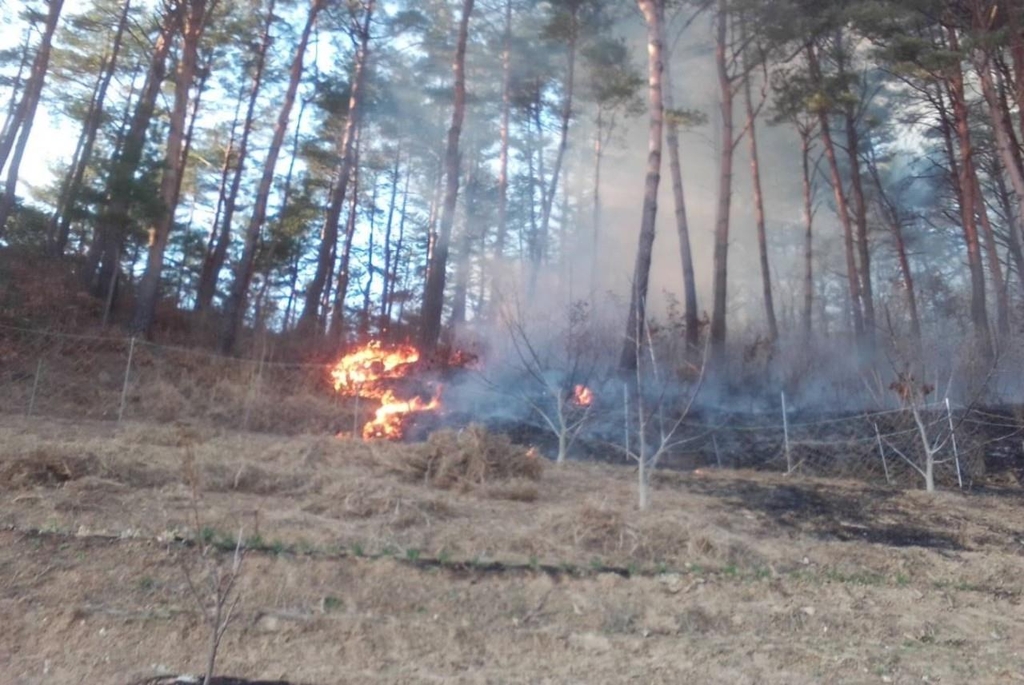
top-left (419, 0), bottom-right (475, 351)
top-left (709, 0), bottom-right (733, 360)
top-left (196, 89), bottom-right (243, 306)
top-left (970, 159), bottom-right (1009, 336)
top-left (945, 27), bottom-right (993, 358)
top-left (974, 49), bottom-right (1024, 284)
top-left (298, 0), bottom-right (374, 336)
top-left (530, 9), bottom-right (578, 292)
top-left (741, 39), bottom-right (777, 341)
top-left (662, 53), bottom-right (699, 352)
top-left (131, 0), bottom-right (211, 335)
top-left (619, 0), bottom-right (664, 371)
top-left (360, 172), bottom-right (378, 336)
top-left (219, 0), bottom-right (323, 353)
top-left (328, 133), bottom-right (362, 341)
top-left (991, 155), bottom-right (1024, 292)
top-left (0, 0), bottom-right (65, 233)
top-left (835, 30), bottom-right (874, 339)
top-left (50, 0), bottom-right (131, 256)
top-left (451, 147), bottom-right (479, 327)
top-left (494, 0), bottom-right (512, 262)
top-left (807, 42), bottom-right (863, 337)
top-left (385, 169), bottom-right (410, 325)
top-left (196, 0), bottom-right (275, 312)
top-left (0, 27), bottom-right (33, 147)
top-left (379, 147), bottom-right (401, 328)
top-left (799, 127), bottom-right (814, 341)
top-left (86, 13), bottom-right (173, 296)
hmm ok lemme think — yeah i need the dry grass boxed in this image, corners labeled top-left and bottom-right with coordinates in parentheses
top-left (379, 424), bottom-right (543, 490)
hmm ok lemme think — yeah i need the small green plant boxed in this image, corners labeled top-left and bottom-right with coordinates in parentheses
top-left (405, 548), bottom-right (421, 562)
top-left (438, 549), bottom-right (452, 566)
top-left (895, 573), bottom-right (910, 587)
top-left (626, 562), bottom-right (638, 577)
top-left (245, 533), bottom-right (265, 549)
top-left (138, 576), bottom-right (156, 591)
top-left (754, 566), bottom-right (772, 581)
top-left (528, 555), bottom-right (540, 571)
top-left (723, 563), bottom-right (739, 577)
top-left (200, 527), bottom-right (216, 544)
top-left (351, 542), bottom-right (364, 557)
top-left (656, 561), bottom-right (669, 575)
top-left (270, 540), bottom-right (286, 555)
top-left (589, 557), bottom-right (604, 572)
top-left (322, 595), bottom-right (342, 612)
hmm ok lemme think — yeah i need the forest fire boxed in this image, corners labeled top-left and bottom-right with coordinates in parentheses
top-left (573, 384), bottom-right (594, 407)
top-left (329, 341), bottom-right (443, 440)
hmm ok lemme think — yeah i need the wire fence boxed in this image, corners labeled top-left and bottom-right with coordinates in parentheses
top-left (1, 324), bottom-right (1022, 490)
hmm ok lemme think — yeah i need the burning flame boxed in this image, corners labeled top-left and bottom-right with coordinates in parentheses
top-left (573, 384), bottom-right (594, 407)
top-left (363, 388), bottom-right (442, 439)
top-left (330, 341), bottom-right (419, 396)
top-left (330, 341), bottom-right (441, 440)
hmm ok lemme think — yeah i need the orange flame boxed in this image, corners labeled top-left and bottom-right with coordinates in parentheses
top-left (573, 384), bottom-right (593, 407)
top-left (362, 388), bottom-right (442, 439)
top-left (330, 341), bottom-right (441, 440)
top-left (330, 341), bottom-right (419, 397)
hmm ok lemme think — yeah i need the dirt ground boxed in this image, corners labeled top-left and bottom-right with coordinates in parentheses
top-left (1, 414), bottom-right (1023, 684)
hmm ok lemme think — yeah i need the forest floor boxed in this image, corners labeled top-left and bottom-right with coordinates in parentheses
top-left (1, 414), bottom-right (1023, 684)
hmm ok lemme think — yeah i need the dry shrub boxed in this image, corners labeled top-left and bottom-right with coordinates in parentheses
top-left (384, 425), bottom-right (543, 490)
top-left (201, 461), bottom-right (321, 496)
top-left (553, 504), bottom-right (638, 555)
top-left (483, 479), bottom-right (540, 502)
top-left (0, 449), bottom-right (101, 489)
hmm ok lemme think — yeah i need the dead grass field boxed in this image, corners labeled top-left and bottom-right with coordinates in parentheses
top-left (2, 414), bottom-right (1023, 684)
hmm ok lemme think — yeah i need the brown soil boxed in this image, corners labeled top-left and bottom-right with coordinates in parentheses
top-left (1, 414), bottom-right (1023, 684)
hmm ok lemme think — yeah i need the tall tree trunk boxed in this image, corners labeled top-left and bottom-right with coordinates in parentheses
top-left (50, 0), bottom-right (131, 256)
top-left (835, 30), bottom-right (874, 339)
top-left (0, 0), bottom-right (65, 233)
top-left (219, 0), bottom-right (324, 353)
top-left (741, 38), bottom-right (777, 342)
top-left (864, 138), bottom-right (920, 341)
top-left (530, 7), bottom-right (578, 292)
top-left (197, 89), bottom-right (243, 305)
top-left (807, 42), bottom-right (863, 337)
top-left (85, 13), bottom-right (174, 297)
top-left (970, 159), bottom-right (1009, 336)
top-left (619, 0), bottom-right (664, 371)
top-left (196, 0), bottom-right (276, 312)
top-left (450, 147), bottom-right (479, 327)
top-left (131, 0), bottom-right (211, 335)
top-left (328, 132), bottom-right (362, 341)
top-left (945, 27), bottom-right (993, 358)
top-left (359, 172), bottom-right (378, 336)
top-left (709, 0), bottom-right (733, 360)
top-left (991, 154), bottom-right (1024, 293)
top-left (662, 51), bottom-right (700, 352)
top-left (379, 147), bottom-right (401, 329)
top-left (493, 0), bottom-right (512, 262)
top-left (974, 49), bottom-right (1024, 285)
top-left (297, 0), bottom-right (375, 336)
top-left (385, 169), bottom-right (411, 326)
top-left (418, 0), bottom-right (475, 352)
top-left (0, 27), bottom-right (33, 146)
top-left (799, 127), bottom-right (814, 341)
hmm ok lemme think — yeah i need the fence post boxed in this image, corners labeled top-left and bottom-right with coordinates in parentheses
top-left (781, 391), bottom-right (792, 474)
top-left (27, 358), bottom-right (42, 417)
top-left (353, 390), bottom-right (360, 437)
top-left (118, 336), bottom-right (136, 424)
top-left (623, 382), bottom-right (630, 461)
top-left (945, 397), bottom-right (963, 490)
top-left (874, 422), bottom-right (891, 485)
